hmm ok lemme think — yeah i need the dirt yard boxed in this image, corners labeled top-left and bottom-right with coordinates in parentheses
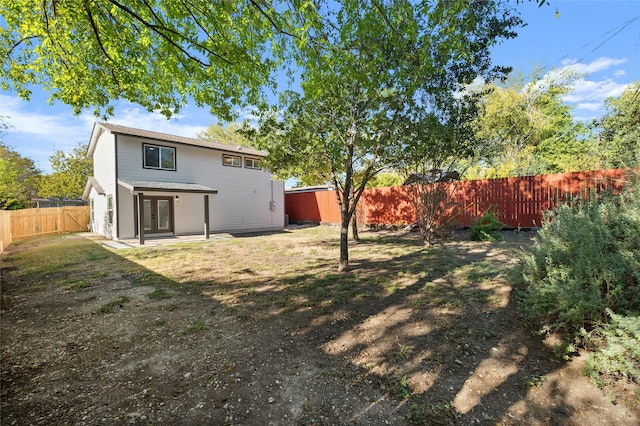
top-left (1, 226), bottom-right (637, 425)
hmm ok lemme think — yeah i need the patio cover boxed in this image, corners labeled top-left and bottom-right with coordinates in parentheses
top-left (117, 179), bottom-right (218, 194)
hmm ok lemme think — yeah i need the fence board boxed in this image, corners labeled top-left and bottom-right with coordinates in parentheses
top-left (284, 168), bottom-right (631, 228)
top-left (0, 210), bottom-right (11, 253)
top-left (0, 206), bottom-right (91, 252)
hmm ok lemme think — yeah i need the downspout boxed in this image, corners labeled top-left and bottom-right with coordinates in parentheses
top-left (114, 134), bottom-right (120, 240)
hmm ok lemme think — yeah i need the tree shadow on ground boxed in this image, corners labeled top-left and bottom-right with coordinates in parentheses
top-left (3, 231), bottom-right (635, 425)
top-left (183, 230), bottom-right (599, 424)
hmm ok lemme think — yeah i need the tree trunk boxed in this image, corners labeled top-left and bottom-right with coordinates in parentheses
top-left (351, 210), bottom-right (359, 242)
top-left (338, 202), bottom-right (350, 272)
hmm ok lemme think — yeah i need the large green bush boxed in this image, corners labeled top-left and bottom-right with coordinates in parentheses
top-left (521, 179), bottom-right (640, 345)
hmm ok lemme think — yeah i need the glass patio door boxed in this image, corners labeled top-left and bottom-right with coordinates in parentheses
top-left (142, 197), bottom-right (173, 234)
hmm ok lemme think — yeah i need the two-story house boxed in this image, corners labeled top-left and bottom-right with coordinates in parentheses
top-left (82, 122), bottom-right (284, 244)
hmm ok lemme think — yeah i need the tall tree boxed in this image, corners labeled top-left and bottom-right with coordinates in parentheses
top-left (0, 0), bottom-right (309, 119)
top-left (251, 0), bottom-right (522, 271)
top-left (469, 72), bottom-right (595, 178)
top-left (598, 82), bottom-right (640, 169)
top-left (38, 143), bottom-right (93, 200)
top-left (0, 142), bottom-right (41, 210)
top-left (197, 123), bottom-right (255, 148)
top-left (396, 96), bottom-right (481, 245)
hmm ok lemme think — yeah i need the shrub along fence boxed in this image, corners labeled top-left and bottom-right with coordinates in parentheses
top-left (285, 168), bottom-right (630, 229)
top-left (0, 206), bottom-right (90, 253)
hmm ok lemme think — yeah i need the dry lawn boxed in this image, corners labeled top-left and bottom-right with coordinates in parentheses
top-left (1, 226), bottom-right (637, 425)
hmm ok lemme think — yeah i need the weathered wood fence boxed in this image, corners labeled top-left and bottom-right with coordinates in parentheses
top-left (285, 169), bottom-right (631, 229)
top-left (0, 206), bottom-right (90, 253)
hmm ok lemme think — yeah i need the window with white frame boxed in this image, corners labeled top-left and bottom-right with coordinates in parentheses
top-left (245, 157), bottom-right (261, 169)
top-left (90, 199), bottom-right (95, 223)
top-left (144, 144), bottom-right (176, 171)
top-left (223, 154), bottom-right (242, 167)
top-left (107, 195), bottom-right (113, 225)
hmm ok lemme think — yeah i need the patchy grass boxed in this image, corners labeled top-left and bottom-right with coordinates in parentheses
top-left (97, 296), bottom-right (131, 314)
top-left (181, 320), bottom-right (207, 334)
top-left (147, 288), bottom-right (172, 300)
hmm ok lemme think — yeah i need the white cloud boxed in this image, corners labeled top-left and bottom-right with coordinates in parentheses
top-left (1, 95), bottom-right (92, 171)
top-left (1, 95), bottom-right (214, 172)
top-left (1, 95), bottom-right (91, 143)
top-left (575, 102), bottom-right (603, 112)
top-left (564, 78), bottom-right (629, 103)
top-left (560, 57), bottom-right (627, 75)
top-left (533, 57), bottom-right (632, 120)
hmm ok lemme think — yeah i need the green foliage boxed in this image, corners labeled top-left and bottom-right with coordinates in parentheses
top-left (0, 0), bottom-right (306, 119)
top-left (366, 172), bottom-right (403, 189)
top-left (251, 0), bottom-right (522, 270)
top-left (470, 210), bottom-right (505, 241)
top-left (0, 141), bottom-right (41, 209)
top-left (471, 71), bottom-right (597, 178)
top-left (521, 179), bottom-right (640, 345)
top-left (599, 82), bottom-right (640, 169)
top-left (197, 123), bottom-right (256, 149)
top-left (584, 310), bottom-right (640, 388)
top-left (523, 373), bottom-right (545, 387)
top-left (38, 143), bottom-right (92, 200)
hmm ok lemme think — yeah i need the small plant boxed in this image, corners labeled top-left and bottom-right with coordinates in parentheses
top-left (424, 352), bottom-right (443, 364)
top-left (147, 288), bottom-right (172, 300)
top-left (523, 373), bottom-right (545, 387)
top-left (395, 343), bottom-right (415, 361)
top-left (471, 210), bottom-right (505, 241)
top-left (97, 296), bottom-right (131, 314)
top-left (181, 320), bottom-right (207, 334)
top-left (423, 400), bottom-right (459, 425)
top-left (380, 375), bottom-right (413, 400)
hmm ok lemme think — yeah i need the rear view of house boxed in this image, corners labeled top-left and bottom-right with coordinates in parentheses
top-left (82, 122), bottom-right (284, 243)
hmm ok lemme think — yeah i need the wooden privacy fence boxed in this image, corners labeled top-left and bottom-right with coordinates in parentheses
top-left (284, 168), bottom-right (631, 229)
top-left (0, 206), bottom-right (90, 253)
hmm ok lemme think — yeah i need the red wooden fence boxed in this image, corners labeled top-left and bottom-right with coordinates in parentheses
top-left (284, 169), bottom-right (631, 228)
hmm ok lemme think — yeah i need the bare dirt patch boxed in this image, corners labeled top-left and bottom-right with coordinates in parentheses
top-left (1, 227), bottom-right (637, 425)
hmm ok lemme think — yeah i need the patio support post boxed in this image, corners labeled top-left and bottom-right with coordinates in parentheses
top-left (138, 192), bottom-right (145, 245)
top-left (204, 195), bottom-right (210, 239)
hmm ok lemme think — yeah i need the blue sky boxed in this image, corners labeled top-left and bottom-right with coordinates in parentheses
top-left (1, 0), bottom-right (639, 175)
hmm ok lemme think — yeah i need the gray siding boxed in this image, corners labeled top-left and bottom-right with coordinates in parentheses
top-left (112, 134), bottom-right (284, 235)
top-left (92, 132), bottom-right (116, 238)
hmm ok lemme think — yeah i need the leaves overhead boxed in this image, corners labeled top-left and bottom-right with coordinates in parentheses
top-left (0, 0), bottom-right (308, 120)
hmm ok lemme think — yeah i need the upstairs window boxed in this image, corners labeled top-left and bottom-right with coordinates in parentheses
top-left (245, 158), bottom-right (261, 169)
top-left (223, 154), bottom-right (242, 167)
top-left (144, 144), bottom-right (176, 171)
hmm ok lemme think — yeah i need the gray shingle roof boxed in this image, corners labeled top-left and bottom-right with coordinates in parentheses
top-left (96, 122), bottom-right (266, 157)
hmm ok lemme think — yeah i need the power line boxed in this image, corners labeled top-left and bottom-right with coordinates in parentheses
top-left (559, 15), bottom-right (640, 64)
